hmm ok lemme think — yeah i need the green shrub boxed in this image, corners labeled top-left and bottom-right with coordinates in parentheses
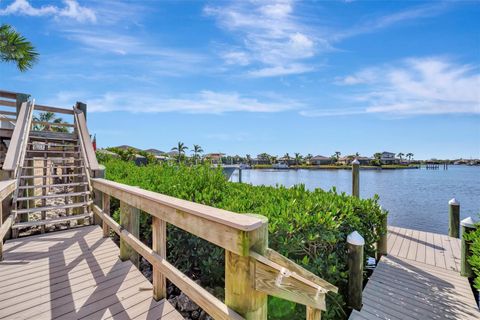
top-left (465, 217), bottom-right (480, 290)
top-left (102, 159), bottom-right (387, 319)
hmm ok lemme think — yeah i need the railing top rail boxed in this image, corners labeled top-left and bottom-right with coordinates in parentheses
top-left (0, 90), bottom-right (19, 100)
top-left (0, 180), bottom-right (16, 202)
top-left (35, 103), bottom-right (74, 115)
top-left (92, 178), bottom-right (265, 232)
top-left (74, 108), bottom-right (100, 171)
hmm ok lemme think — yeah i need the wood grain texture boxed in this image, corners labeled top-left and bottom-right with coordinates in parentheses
top-left (92, 178), bottom-right (264, 256)
top-left (0, 225), bottom-right (182, 320)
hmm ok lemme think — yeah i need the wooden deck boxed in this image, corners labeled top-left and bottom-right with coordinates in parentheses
top-left (350, 226), bottom-right (480, 319)
top-left (0, 226), bottom-right (183, 320)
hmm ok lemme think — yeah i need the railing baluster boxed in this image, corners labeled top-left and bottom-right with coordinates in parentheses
top-left (152, 216), bottom-right (167, 300)
top-left (102, 193), bottom-right (110, 237)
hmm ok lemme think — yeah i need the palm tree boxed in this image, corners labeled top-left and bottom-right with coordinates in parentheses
top-left (283, 153), bottom-right (291, 164)
top-left (0, 24), bottom-right (38, 71)
top-left (246, 154), bottom-right (252, 165)
top-left (172, 142), bottom-right (188, 163)
top-left (294, 153), bottom-right (302, 165)
top-left (33, 112), bottom-right (69, 133)
top-left (397, 152), bottom-right (405, 161)
top-left (192, 144), bottom-right (203, 164)
top-left (334, 151), bottom-right (341, 159)
top-left (406, 153), bottom-right (414, 161)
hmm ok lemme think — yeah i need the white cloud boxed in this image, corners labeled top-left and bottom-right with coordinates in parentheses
top-left (0, 0), bottom-right (96, 23)
top-left (53, 90), bottom-right (303, 114)
top-left (205, 0), bottom-right (323, 77)
top-left (324, 57), bottom-right (480, 116)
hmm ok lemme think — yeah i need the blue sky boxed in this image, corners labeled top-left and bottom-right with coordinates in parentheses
top-left (1, 0), bottom-right (479, 159)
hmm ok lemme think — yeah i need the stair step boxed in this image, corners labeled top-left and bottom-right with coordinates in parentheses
top-left (27, 150), bottom-right (80, 154)
top-left (23, 158), bottom-right (83, 161)
top-left (16, 191), bottom-right (91, 201)
top-left (21, 165), bottom-right (84, 169)
top-left (13, 201), bottom-right (93, 215)
top-left (28, 143), bottom-right (78, 148)
top-left (18, 182), bottom-right (88, 189)
top-left (11, 213), bottom-right (92, 229)
top-left (20, 173), bottom-right (85, 179)
top-left (29, 131), bottom-right (78, 142)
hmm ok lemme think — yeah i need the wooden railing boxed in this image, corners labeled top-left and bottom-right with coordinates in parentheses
top-left (0, 179), bottom-right (17, 260)
top-left (91, 178), bottom-right (337, 319)
top-left (74, 107), bottom-right (99, 172)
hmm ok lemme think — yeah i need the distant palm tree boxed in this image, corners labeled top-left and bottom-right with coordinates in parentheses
top-left (397, 152), bottom-right (405, 161)
top-left (406, 153), bottom-right (414, 161)
top-left (192, 144), bottom-right (203, 164)
top-left (33, 112), bottom-right (69, 133)
top-left (355, 152), bottom-right (360, 157)
top-left (335, 151), bottom-right (341, 159)
top-left (0, 24), bottom-right (38, 71)
top-left (283, 153), bottom-right (291, 164)
top-left (246, 154), bottom-right (252, 165)
top-left (294, 153), bottom-right (302, 165)
top-left (172, 142), bottom-right (188, 163)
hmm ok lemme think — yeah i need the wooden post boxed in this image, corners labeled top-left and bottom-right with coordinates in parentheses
top-left (376, 213), bottom-right (388, 260)
top-left (352, 159), bottom-right (360, 198)
top-left (239, 168), bottom-right (242, 183)
top-left (76, 102), bottom-right (87, 121)
top-left (15, 93), bottom-right (29, 117)
top-left (0, 204), bottom-right (3, 261)
top-left (93, 168), bottom-right (105, 226)
top-left (448, 198), bottom-right (460, 238)
top-left (225, 214), bottom-right (268, 319)
top-left (306, 306), bottom-right (321, 320)
top-left (119, 200), bottom-right (139, 267)
top-left (347, 231), bottom-right (364, 311)
top-left (461, 217), bottom-right (476, 277)
top-left (152, 216), bottom-right (167, 300)
top-left (102, 193), bottom-right (110, 237)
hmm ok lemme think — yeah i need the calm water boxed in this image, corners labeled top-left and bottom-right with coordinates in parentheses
top-left (230, 166), bottom-right (480, 234)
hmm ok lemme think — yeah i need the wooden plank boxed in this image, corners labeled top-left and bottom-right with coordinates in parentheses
top-left (11, 213), bottom-right (92, 229)
top-left (93, 179), bottom-right (263, 256)
top-left (406, 229), bottom-right (419, 261)
top-left (390, 227), bottom-right (406, 256)
top-left (251, 251), bottom-right (326, 310)
top-left (306, 307), bottom-right (322, 320)
top-left (0, 90), bottom-right (17, 99)
top-left (264, 248), bottom-right (338, 293)
top-left (102, 193), bottom-right (110, 237)
top-left (92, 204), bottom-right (245, 320)
top-left (397, 228), bottom-right (412, 258)
top-left (152, 216), bottom-right (167, 300)
top-left (101, 298), bottom-right (176, 320)
top-left (119, 201), bottom-right (140, 266)
top-left (2, 101), bottom-right (31, 171)
top-left (416, 230), bottom-right (427, 263)
top-left (0, 100), bottom-right (16, 107)
top-left (34, 103), bottom-right (74, 115)
top-left (424, 231), bottom-right (436, 266)
top-left (432, 233), bottom-right (446, 269)
top-left (0, 215), bottom-right (13, 241)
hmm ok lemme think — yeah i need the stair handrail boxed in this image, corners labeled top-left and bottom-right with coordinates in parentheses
top-left (73, 108), bottom-right (99, 172)
top-left (73, 109), bottom-right (93, 194)
top-left (2, 100), bottom-right (35, 178)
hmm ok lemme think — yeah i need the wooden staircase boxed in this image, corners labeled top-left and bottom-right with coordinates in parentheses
top-left (12, 133), bottom-right (93, 235)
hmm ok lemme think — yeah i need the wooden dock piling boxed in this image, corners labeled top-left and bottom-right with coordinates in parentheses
top-left (352, 159), bottom-right (360, 198)
top-left (449, 198), bottom-right (460, 238)
top-left (347, 231), bottom-right (364, 311)
top-left (461, 217), bottom-right (477, 277)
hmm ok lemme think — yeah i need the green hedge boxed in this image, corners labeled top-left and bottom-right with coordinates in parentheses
top-left (465, 217), bottom-right (480, 291)
top-left (101, 158), bottom-right (387, 319)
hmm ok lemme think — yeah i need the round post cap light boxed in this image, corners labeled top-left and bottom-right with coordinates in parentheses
top-left (347, 231), bottom-right (365, 246)
top-left (352, 159), bottom-right (360, 165)
top-left (449, 198), bottom-right (460, 206)
top-left (461, 217), bottom-right (477, 228)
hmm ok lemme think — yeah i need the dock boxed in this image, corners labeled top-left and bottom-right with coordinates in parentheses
top-left (0, 226), bottom-right (182, 320)
top-left (350, 226), bottom-right (480, 319)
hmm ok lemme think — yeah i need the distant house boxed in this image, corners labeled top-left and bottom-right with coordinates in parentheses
top-left (310, 155), bottom-right (332, 165)
top-left (204, 153), bottom-right (225, 164)
top-left (380, 151), bottom-right (399, 164)
top-left (144, 148), bottom-right (165, 156)
top-left (134, 154), bottom-right (147, 166)
top-left (355, 156), bottom-right (373, 165)
top-left (97, 149), bottom-right (119, 158)
top-left (277, 156), bottom-right (296, 165)
top-left (337, 156), bottom-right (351, 165)
top-left (167, 150), bottom-right (179, 157)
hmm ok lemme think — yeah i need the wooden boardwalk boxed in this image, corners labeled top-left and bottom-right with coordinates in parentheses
top-left (0, 226), bottom-right (183, 320)
top-left (350, 226), bottom-right (480, 320)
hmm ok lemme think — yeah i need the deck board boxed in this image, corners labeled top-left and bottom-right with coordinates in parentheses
top-left (0, 226), bottom-right (183, 320)
top-left (350, 226), bottom-right (480, 319)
